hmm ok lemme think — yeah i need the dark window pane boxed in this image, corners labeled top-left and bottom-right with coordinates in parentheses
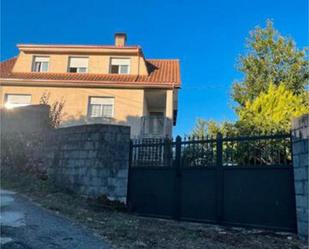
top-left (111, 65), bottom-right (119, 74)
top-left (33, 62), bottom-right (41, 72)
top-left (69, 67), bottom-right (77, 73)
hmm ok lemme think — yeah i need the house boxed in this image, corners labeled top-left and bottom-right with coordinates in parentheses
top-left (0, 33), bottom-right (181, 138)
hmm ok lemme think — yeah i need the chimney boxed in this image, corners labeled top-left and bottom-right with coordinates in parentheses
top-left (114, 33), bottom-right (127, 47)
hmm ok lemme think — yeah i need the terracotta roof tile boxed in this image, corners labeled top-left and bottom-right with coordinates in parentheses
top-left (0, 57), bottom-right (17, 78)
top-left (0, 57), bottom-right (180, 88)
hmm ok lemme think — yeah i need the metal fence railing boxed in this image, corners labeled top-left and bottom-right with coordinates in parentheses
top-left (128, 132), bottom-right (296, 232)
top-left (130, 133), bottom-right (292, 168)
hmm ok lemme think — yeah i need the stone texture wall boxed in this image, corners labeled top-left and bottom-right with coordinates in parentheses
top-left (49, 124), bottom-right (130, 203)
top-left (1, 105), bottom-right (131, 203)
top-left (292, 114), bottom-right (309, 240)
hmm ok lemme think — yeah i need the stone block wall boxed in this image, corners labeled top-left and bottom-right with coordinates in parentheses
top-left (1, 105), bottom-right (131, 203)
top-left (292, 114), bottom-right (309, 240)
top-left (49, 124), bottom-right (130, 202)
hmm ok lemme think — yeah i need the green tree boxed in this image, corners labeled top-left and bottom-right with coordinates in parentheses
top-left (237, 84), bottom-right (309, 134)
top-left (191, 20), bottom-right (308, 138)
top-left (191, 118), bottom-right (237, 138)
top-left (191, 119), bottom-right (216, 137)
top-left (232, 20), bottom-right (308, 107)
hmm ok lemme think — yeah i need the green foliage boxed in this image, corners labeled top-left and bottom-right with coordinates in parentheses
top-left (232, 20), bottom-right (309, 107)
top-left (237, 84), bottom-right (309, 134)
top-left (191, 84), bottom-right (308, 137)
top-left (188, 20), bottom-right (306, 166)
top-left (189, 20), bottom-right (309, 137)
top-left (191, 118), bottom-right (238, 137)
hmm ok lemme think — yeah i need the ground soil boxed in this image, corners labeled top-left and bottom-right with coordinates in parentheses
top-left (1, 175), bottom-right (308, 249)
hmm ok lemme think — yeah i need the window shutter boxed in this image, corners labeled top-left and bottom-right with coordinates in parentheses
top-left (111, 58), bottom-right (130, 65)
top-left (34, 57), bottom-right (49, 62)
top-left (6, 95), bottom-right (31, 104)
top-left (90, 97), bottom-right (114, 105)
top-left (69, 57), bottom-right (88, 67)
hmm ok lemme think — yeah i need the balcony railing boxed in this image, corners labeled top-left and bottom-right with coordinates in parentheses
top-left (140, 116), bottom-right (172, 138)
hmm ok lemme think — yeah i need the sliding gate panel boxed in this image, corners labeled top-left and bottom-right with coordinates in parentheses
top-left (223, 166), bottom-right (296, 231)
top-left (180, 168), bottom-right (217, 222)
top-left (128, 134), bottom-right (296, 232)
top-left (128, 168), bottom-right (176, 218)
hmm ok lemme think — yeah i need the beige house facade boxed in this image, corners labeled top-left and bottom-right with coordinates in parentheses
top-left (0, 33), bottom-right (181, 138)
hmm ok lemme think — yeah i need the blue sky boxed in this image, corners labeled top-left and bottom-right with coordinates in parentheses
top-left (1, 0), bottom-right (308, 136)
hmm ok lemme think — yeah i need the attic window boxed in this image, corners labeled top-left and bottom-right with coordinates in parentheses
top-left (110, 58), bottom-right (130, 74)
top-left (68, 57), bottom-right (88, 73)
top-left (32, 56), bottom-right (49, 72)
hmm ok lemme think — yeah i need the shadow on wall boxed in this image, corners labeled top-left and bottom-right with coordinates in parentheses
top-left (61, 114), bottom-right (142, 138)
top-left (1, 105), bottom-right (51, 133)
top-left (0, 105), bottom-right (52, 178)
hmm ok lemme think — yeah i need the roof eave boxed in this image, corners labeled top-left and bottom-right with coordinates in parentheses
top-left (17, 44), bottom-right (140, 49)
top-left (0, 78), bottom-right (180, 89)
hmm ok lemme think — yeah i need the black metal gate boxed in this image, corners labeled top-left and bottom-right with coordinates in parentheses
top-left (127, 134), bottom-right (297, 231)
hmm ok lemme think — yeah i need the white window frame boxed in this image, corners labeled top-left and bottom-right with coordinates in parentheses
top-left (110, 58), bottom-right (131, 74)
top-left (4, 94), bottom-right (32, 109)
top-left (88, 96), bottom-right (115, 118)
top-left (32, 56), bottom-right (49, 72)
top-left (68, 57), bottom-right (89, 73)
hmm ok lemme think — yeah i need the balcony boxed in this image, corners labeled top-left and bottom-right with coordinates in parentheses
top-left (140, 116), bottom-right (172, 138)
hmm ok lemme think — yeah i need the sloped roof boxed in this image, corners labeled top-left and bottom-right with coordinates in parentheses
top-left (0, 57), bottom-right (181, 88)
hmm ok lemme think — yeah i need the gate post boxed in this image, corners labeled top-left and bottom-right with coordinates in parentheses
top-left (173, 135), bottom-right (182, 220)
top-left (292, 114), bottom-right (309, 240)
top-left (216, 133), bottom-right (224, 224)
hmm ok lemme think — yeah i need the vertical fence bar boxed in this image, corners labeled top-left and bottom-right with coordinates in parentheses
top-left (173, 135), bottom-right (182, 220)
top-left (126, 140), bottom-right (133, 211)
top-left (216, 133), bottom-right (224, 224)
top-left (163, 137), bottom-right (171, 167)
